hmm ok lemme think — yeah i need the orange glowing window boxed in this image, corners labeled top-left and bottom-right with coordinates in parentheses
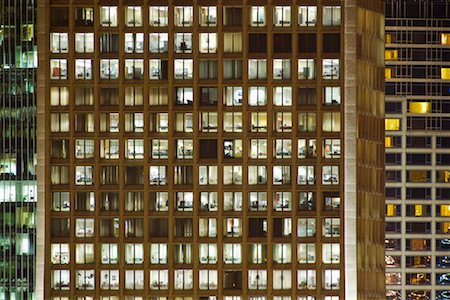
top-left (442, 68), bottom-right (450, 79)
top-left (414, 205), bottom-right (423, 217)
top-left (385, 137), bottom-right (393, 148)
top-left (385, 68), bottom-right (393, 79)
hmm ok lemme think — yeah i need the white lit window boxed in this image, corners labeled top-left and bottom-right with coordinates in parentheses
top-left (250, 112), bottom-right (267, 132)
top-left (249, 139), bottom-right (267, 159)
top-left (323, 6), bottom-right (341, 26)
top-left (323, 139), bottom-right (341, 158)
top-left (323, 270), bottom-right (340, 290)
top-left (100, 270), bottom-right (119, 290)
top-left (150, 270), bottom-right (169, 290)
top-left (199, 166), bottom-right (218, 185)
top-left (298, 6), bottom-right (317, 27)
top-left (51, 243), bottom-right (69, 264)
top-left (248, 86), bottom-right (267, 106)
top-left (174, 270), bottom-right (193, 290)
top-left (174, 59), bottom-right (193, 79)
top-left (274, 6), bottom-right (291, 27)
top-left (199, 33), bottom-right (217, 53)
top-left (322, 166), bottom-right (339, 185)
top-left (75, 243), bottom-right (94, 264)
top-left (75, 139), bottom-right (94, 159)
top-left (297, 165), bottom-right (315, 185)
top-left (149, 33), bottom-right (169, 53)
top-left (223, 33), bottom-right (242, 52)
top-left (149, 166), bottom-right (167, 185)
top-left (126, 139), bottom-right (144, 159)
top-left (274, 139), bottom-right (292, 159)
top-left (323, 243), bottom-right (340, 264)
top-left (52, 270), bottom-right (70, 290)
top-left (125, 33), bottom-right (144, 53)
top-left (248, 59), bottom-right (267, 79)
top-left (75, 33), bottom-right (94, 53)
top-left (322, 112), bottom-right (341, 132)
top-left (100, 6), bottom-right (118, 27)
top-left (100, 139), bottom-right (119, 159)
top-left (297, 270), bottom-right (316, 290)
top-left (124, 112), bottom-right (144, 132)
top-left (224, 218), bottom-right (242, 237)
top-left (100, 59), bottom-right (119, 79)
top-left (75, 59), bottom-right (92, 80)
top-left (125, 6), bottom-right (142, 27)
top-left (101, 243), bottom-right (118, 264)
top-left (273, 243), bottom-right (291, 264)
top-left (50, 113), bottom-right (69, 132)
top-left (200, 192), bottom-right (218, 211)
top-left (199, 6), bottom-right (217, 27)
top-left (149, 59), bottom-right (167, 80)
top-left (75, 166), bottom-right (93, 185)
top-left (297, 218), bottom-right (316, 237)
top-left (151, 139), bottom-right (169, 159)
top-left (298, 243), bottom-right (316, 264)
top-left (223, 243), bottom-right (242, 264)
top-left (149, 6), bottom-right (168, 27)
top-left (324, 86), bottom-right (341, 105)
top-left (50, 33), bottom-right (68, 53)
top-left (176, 139), bottom-right (193, 159)
top-left (224, 112), bottom-right (243, 132)
top-left (273, 166), bottom-right (291, 185)
top-left (199, 218), bottom-right (217, 237)
top-left (50, 86), bottom-right (69, 106)
top-left (248, 165), bottom-right (267, 185)
top-left (248, 270), bottom-right (267, 290)
top-left (273, 86), bottom-right (292, 106)
top-left (323, 59), bottom-right (340, 79)
top-left (224, 86), bottom-right (243, 106)
top-left (50, 59), bottom-right (67, 80)
top-left (274, 112), bottom-right (292, 133)
top-left (200, 112), bottom-right (218, 132)
top-left (175, 88), bottom-right (194, 105)
top-left (250, 6), bottom-right (265, 27)
top-left (273, 270), bottom-right (291, 290)
top-left (249, 192), bottom-right (267, 211)
top-left (223, 192), bottom-right (243, 211)
top-left (150, 243), bottom-right (168, 264)
top-left (176, 192), bottom-right (193, 211)
top-left (273, 191), bottom-right (291, 211)
top-left (298, 59), bottom-right (316, 80)
top-left (174, 33), bottom-right (193, 53)
top-left (273, 59), bottom-right (291, 80)
top-left (199, 270), bottom-right (218, 290)
top-left (124, 59), bottom-right (143, 80)
top-left (323, 218), bottom-right (340, 238)
top-left (174, 6), bottom-right (194, 27)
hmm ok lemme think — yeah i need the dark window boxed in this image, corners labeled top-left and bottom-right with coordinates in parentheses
top-left (406, 188), bottom-right (431, 200)
top-left (406, 136), bottom-right (431, 148)
top-left (149, 219), bottom-right (168, 237)
top-left (199, 140), bottom-right (218, 159)
top-left (51, 7), bottom-right (69, 26)
top-left (298, 87), bottom-right (316, 106)
top-left (248, 218), bottom-right (267, 237)
top-left (323, 33), bottom-right (340, 53)
top-left (406, 222), bottom-right (431, 234)
top-left (223, 7), bottom-right (242, 26)
top-left (100, 33), bottom-right (119, 53)
top-left (199, 87), bottom-right (218, 106)
top-left (273, 34), bottom-right (291, 53)
top-left (298, 33), bottom-right (316, 53)
top-left (75, 7), bottom-right (94, 27)
top-left (223, 271), bottom-right (242, 290)
top-left (385, 102), bottom-right (402, 114)
top-left (125, 166), bottom-right (144, 185)
top-left (386, 187), bottom-right (401, 199)
top-left (249, 34), bottom-right (267, 53)
top-left (385, 222), bottom-right (401, 233)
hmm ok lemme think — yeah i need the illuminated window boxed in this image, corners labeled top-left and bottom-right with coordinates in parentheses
top-left (441, 205), bottom-right (450, 217)
top-left (385, 50), bottom-right (398, 61)
top-left (386, 204), bottom-right (397, 217)
top-left (385, 68), bottom-right (393, 79)
top-left (385, 118), bottom-right (400, 131)
top-left (385, 137), bottom-right (393, 148)
top-left (414, 205), bottom-right (423, 217)
top-left (442, 68), bottom-right (450, 79)
top-left (442, 33), bottom-right (450, 45)
top-left (438, 170), bottom-right (450, 183)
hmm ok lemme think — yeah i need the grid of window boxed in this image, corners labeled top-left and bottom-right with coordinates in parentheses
top-left (385, 1), bottom-right (450, 299)
top-left (45, 2), bottom-right (343, 299)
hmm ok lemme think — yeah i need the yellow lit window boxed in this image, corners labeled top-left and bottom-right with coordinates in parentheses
top-left (385, 137), bottom-right (393, 148)
top-left (441, 205), bottom-right (450, 217)
top-left (409, 102), bottom-right (430, 114)
top-left (385, 68), bottom-right (393, 79)
top-left (438, 170), bottom-right (450, 183)
top-left (442, 33), bottom-right (450, 45)
top-left (409, 171), bottom-right (427, 183)
top-left (442, 68), bottom-right (450, 79)
top-left (414, 205), bottom-right (423, 217)
top-left (385, 50), bottom-right (398, 61)
top-left (442, 222), bottom-right (450, 233)
top-left (385, 118), bottom-right (400, 131)
top-left (385, 33), bottom-right (392, 44)
top-left (387, 204), bottom-right (397, 216)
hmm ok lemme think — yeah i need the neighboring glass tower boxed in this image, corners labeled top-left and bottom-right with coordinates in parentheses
top-left (0, 0), bottom-right (37, 299)
top-left (385, 0), bottom-right (450, 299)
top-left (37, 0), bottom-right (385, 299)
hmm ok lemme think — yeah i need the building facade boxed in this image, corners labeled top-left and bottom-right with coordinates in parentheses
top-left (37, 0), bottom-right (385, 299)
top-left (385, 0), bottom-right (450, 299)
top-left (0, 0), bottom-right (37, 299)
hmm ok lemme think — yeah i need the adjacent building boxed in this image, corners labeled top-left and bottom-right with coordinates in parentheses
top-left (0, 0), bottom-right (37, 299)
top-left (385, 0), bottom-right (450, 299)
top-left (37, 0), bottom-right (385, 299)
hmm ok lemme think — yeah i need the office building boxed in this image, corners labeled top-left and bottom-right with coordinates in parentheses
top-left (37, 0), bottom-right (385, 299)
top-left (0, 0), bottom-right (38, 299)
top-left (385, 0), bottom-right (450, 299)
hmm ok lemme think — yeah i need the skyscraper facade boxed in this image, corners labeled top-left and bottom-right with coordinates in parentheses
top-left (385, 0), bottom-right (450, 299)
top-left (0, 0), bottom-right (37, 299)
top-left (37, 0), bottom-right (385, 299)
